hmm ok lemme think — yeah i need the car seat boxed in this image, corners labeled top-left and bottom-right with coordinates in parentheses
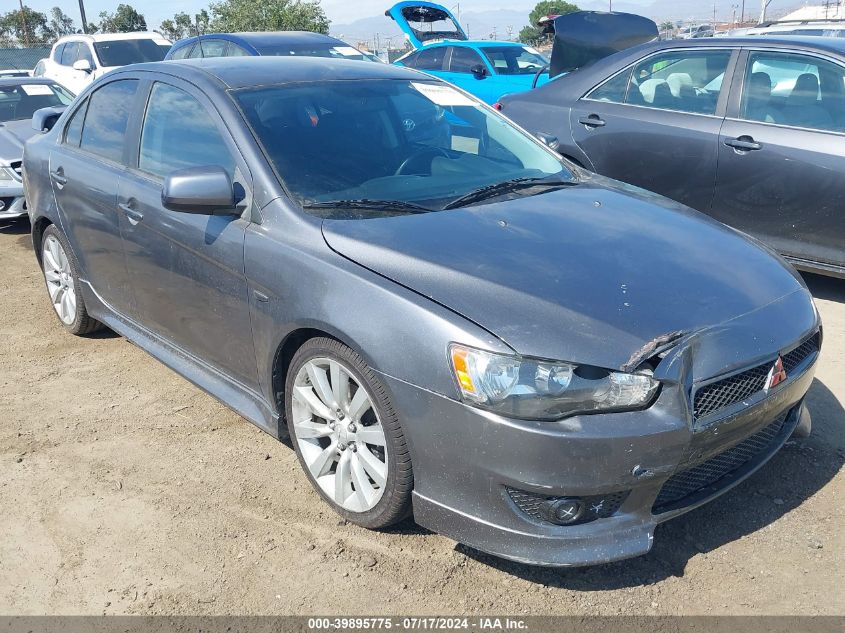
top-left (744, 72), bottom-right (775, 123)
top-left (781, 73), bottom-right (833, 129)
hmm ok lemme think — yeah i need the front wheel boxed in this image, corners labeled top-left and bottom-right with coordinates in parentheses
top-left (285, 337), bottom-right (413, 528)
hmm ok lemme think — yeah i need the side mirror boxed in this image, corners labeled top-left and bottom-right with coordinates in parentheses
top-left (534, 132), bottom-right (560, 152)
top-left (32, 105), bottom-right (68, 132)
top-left (161, 166), bottom-right (235, 214)
top-left (72, 59), bottom-right (93, 73)
top-left (470, 64), bottom-right (488, 79)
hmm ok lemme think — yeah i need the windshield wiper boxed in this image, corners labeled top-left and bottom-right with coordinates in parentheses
top-left (443, 176), bottom-right (577, 210)
top-left (303, 199), bottom-right (432, 214)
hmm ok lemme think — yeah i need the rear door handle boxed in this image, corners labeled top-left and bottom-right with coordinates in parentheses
top-left (118, 202), bottom-right (143, 223)
top-left (724, 136), bottom-right (762, 151)
top-left (50, 169), bottom-right (67, 186)
top-left (578, 115), bottom-right (606, 128)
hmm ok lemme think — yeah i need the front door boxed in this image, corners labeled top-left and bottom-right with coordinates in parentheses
top-left (711, 49), bottom-right (845, 269)
top-left (49, 78), bottom-right (139, 314)
top-left (117, 80), bottom-right (259, 390)
top-left (569, 48), bottom-right (736, 212)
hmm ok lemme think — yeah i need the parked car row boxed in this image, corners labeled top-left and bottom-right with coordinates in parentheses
top-left (19, 1), bottom-right (823, 569)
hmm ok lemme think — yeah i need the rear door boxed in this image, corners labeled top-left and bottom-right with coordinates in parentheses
top-left (48, 79), bottom-right (138, 314)
top-left (569, 47), bottom-right (737, 211)
top-left (712, 48), bottom-right (845, 269)
top-left (117, 78), bottom-right (259, 389)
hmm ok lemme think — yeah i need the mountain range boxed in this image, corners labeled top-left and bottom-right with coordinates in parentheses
top-left (330, 0), bottom-right (806, 48)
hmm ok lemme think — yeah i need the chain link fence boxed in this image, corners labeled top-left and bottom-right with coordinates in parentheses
top-left (0, 45), bottom-right (51, 72)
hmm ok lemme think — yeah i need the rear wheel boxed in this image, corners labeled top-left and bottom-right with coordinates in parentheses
top-left (40, 225), bottom-right (102, 335)
top-left (285, 337), bottom-right (413, 528)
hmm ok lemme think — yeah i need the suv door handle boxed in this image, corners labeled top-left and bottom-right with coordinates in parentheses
top-left (118, 201), bottom-right (143, 223)
top-left (578, 114), bottom-right (606, 128)
top-left (725, 136), bottom-right (762, 151)
top-left (50, 168), bottom-right (67, 186)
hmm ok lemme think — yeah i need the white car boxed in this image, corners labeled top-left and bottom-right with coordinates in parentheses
top-left (41, 32), bottom-right (171, 94)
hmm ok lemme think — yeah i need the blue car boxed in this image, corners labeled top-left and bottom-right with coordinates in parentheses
top-left (388, 1), bottom-right (550, 104)
top-left (166, 31), bottom-right (377, 62)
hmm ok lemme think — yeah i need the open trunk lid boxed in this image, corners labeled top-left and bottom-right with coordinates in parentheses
top-left (386, 1), bottom-right (468, 49)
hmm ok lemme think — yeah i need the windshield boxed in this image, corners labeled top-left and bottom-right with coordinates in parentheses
top-left (93, 40), bottom-right (170, 67)
top-left (0, 83), bottom-right (73, 122)
top-left (234, 79), bottom-right (571, 217)
top-left (481, 46), bottom-right (548, 75)
top-left (254, 43), bottom-right (373, 61)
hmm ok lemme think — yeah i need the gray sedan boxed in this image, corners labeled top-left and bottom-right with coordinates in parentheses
top-left (23, 57), bottom-right (820, 566)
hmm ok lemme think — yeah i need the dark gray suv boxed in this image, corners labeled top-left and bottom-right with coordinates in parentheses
top-left (23, 57), bottom-right (820, 566)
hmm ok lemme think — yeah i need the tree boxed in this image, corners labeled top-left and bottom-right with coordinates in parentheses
top-left (98, 4), bottom-right (147, 33)
top-left (208, 0), bottom-right (329, 34)
top-left (519, 1), bottom-right (579, 45)
top-left (0, 5), bottom-right (54, 46)
top-left (49, 6), bottom-right (76, 37)
top-left (159, 9), bottom-right (211, 41)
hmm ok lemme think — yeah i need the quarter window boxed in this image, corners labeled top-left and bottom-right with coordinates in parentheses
top-left (79, 79), bottom-right (138, 163)
top-left (52, 43), bottom-right (65, 63)
top-left (586, 50), bottom-right (731, 115)
top-left (740, 52), bottom-right (845, 132)
top-left (138, 82), bottom-right (234, 179)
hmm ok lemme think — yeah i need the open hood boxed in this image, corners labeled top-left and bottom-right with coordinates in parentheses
top-left (386, 1), bottom-right (468, 49)
top-left (545, 11), bottom-right (658, 77)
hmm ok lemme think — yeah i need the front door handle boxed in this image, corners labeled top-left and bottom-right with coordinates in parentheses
top-left (578, 114), bottom-right (606, 128)
top-left (50, 168), bottom-right (67, 186)
top-left (724, 136), bottom-right (762, 152)
top-left (118, 201), bottom-right (143, 223)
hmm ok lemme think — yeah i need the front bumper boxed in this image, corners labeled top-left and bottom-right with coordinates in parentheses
top-left (0, 181), bottom-right (26, 220)
top-left (382, 320), bottom-right (819, 566)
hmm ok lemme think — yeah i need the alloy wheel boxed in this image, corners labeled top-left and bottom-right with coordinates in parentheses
top-left (42, 234), bottom-right (77, 325)
top-left (291, 357), bottom-right (388, 513)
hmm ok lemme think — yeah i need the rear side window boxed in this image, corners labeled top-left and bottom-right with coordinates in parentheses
top-left (187, 44), bottom-right (204, 59)
top-left (138, 82), bottom-right (234, 179)
top-left (200, 39), bottom-right (228, 58)
top-left (227, 43), bottom-right (251, 57)
top-left (80, 80), bottom-right (138, 163)
top-left (170, 44), bottom-right (193, 60)
top-left (412, 47), bottom-right (447, 71)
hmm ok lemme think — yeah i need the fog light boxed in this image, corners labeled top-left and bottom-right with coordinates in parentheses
top-left (541, 497), bottom-right (586, 525)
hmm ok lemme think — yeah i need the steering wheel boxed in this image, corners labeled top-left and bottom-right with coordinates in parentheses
top-left (394, 147), bottom-right (450, 176)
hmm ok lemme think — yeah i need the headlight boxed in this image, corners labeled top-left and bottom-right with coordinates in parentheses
top-left (449, 344), bottom-right (660, 420)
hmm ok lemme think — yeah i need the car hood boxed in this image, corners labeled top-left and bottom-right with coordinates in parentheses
top-left (0, 119), bottom-right (36, 164)
top-left (321, 177), bottom-right (808, 371)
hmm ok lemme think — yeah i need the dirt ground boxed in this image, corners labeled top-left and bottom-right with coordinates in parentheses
top-left (1, 218), bottom-right (843, 616)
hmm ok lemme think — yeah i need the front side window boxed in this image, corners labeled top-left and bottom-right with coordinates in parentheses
top-left (200, 39), bottom-right (228, 58)
top-left (587, 50), bottom-right (731, 115)
top-left (139, 82), bottom-right (234, 179)
top-left (78, 44), bottom-right (95, 66)
top-left (60, 42), bottom-right (79, 66)
top-left (740, 52), bottom-right (845, 132)
top-left (448, 47), bottom-right (485, 73)
top-left (0, 82), bottom-right (74, 123)
top-left (63, 98), bottom-right (88, 146)
top-left (79, 79), bottom-right (138, 162)
top-left (481, 46), bottom-right (548, 76)
top-left (235, 79), bottom-right (571, 215)
top-left (93, 39), bottom-right (169, 67)
top-left (412, 47), bottom-right (447, 71)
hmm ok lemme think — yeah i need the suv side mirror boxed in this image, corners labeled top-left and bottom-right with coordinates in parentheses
top-left (162, 166), bottom-right (236, 214)
top-left (72, 59), bottom-right (93, 73)
top-left (32, 105), bottom-right (68, 132)
top-left (470, 64), bottom-right (488, 79)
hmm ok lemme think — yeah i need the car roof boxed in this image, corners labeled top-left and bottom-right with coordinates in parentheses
top-left (171, 31), bottom-right (346, 50)
top-left (129, 56), bottom-right (422, 89)
top-left (56, 32), bottom-right (171, 44)
top-left (647, 35), bottom-right (845, 54)
top-left (0, 77), bottom-right (59, 87)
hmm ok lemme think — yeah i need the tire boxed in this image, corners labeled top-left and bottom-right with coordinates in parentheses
top-left (40, 224), bottom-right (103, 336)
top-left (285, 337), bottom-right (413, 528)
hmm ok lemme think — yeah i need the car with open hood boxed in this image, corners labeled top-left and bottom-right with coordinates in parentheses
top-left (23, 56), bottom-right (820, 566)
top-left (0, 77), bottom-right (73, 221)
top-left (499, 13), bottom-right (845, 278)
top-left (389, 1), bottom-right (552, 104)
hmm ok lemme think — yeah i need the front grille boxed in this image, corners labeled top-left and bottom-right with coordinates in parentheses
top-left (506, 487), bottom-right (629, 525)
top-left (653, 409), bottom-right (792, 513)
top-left (693, 332), bottom-right (819, 419)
